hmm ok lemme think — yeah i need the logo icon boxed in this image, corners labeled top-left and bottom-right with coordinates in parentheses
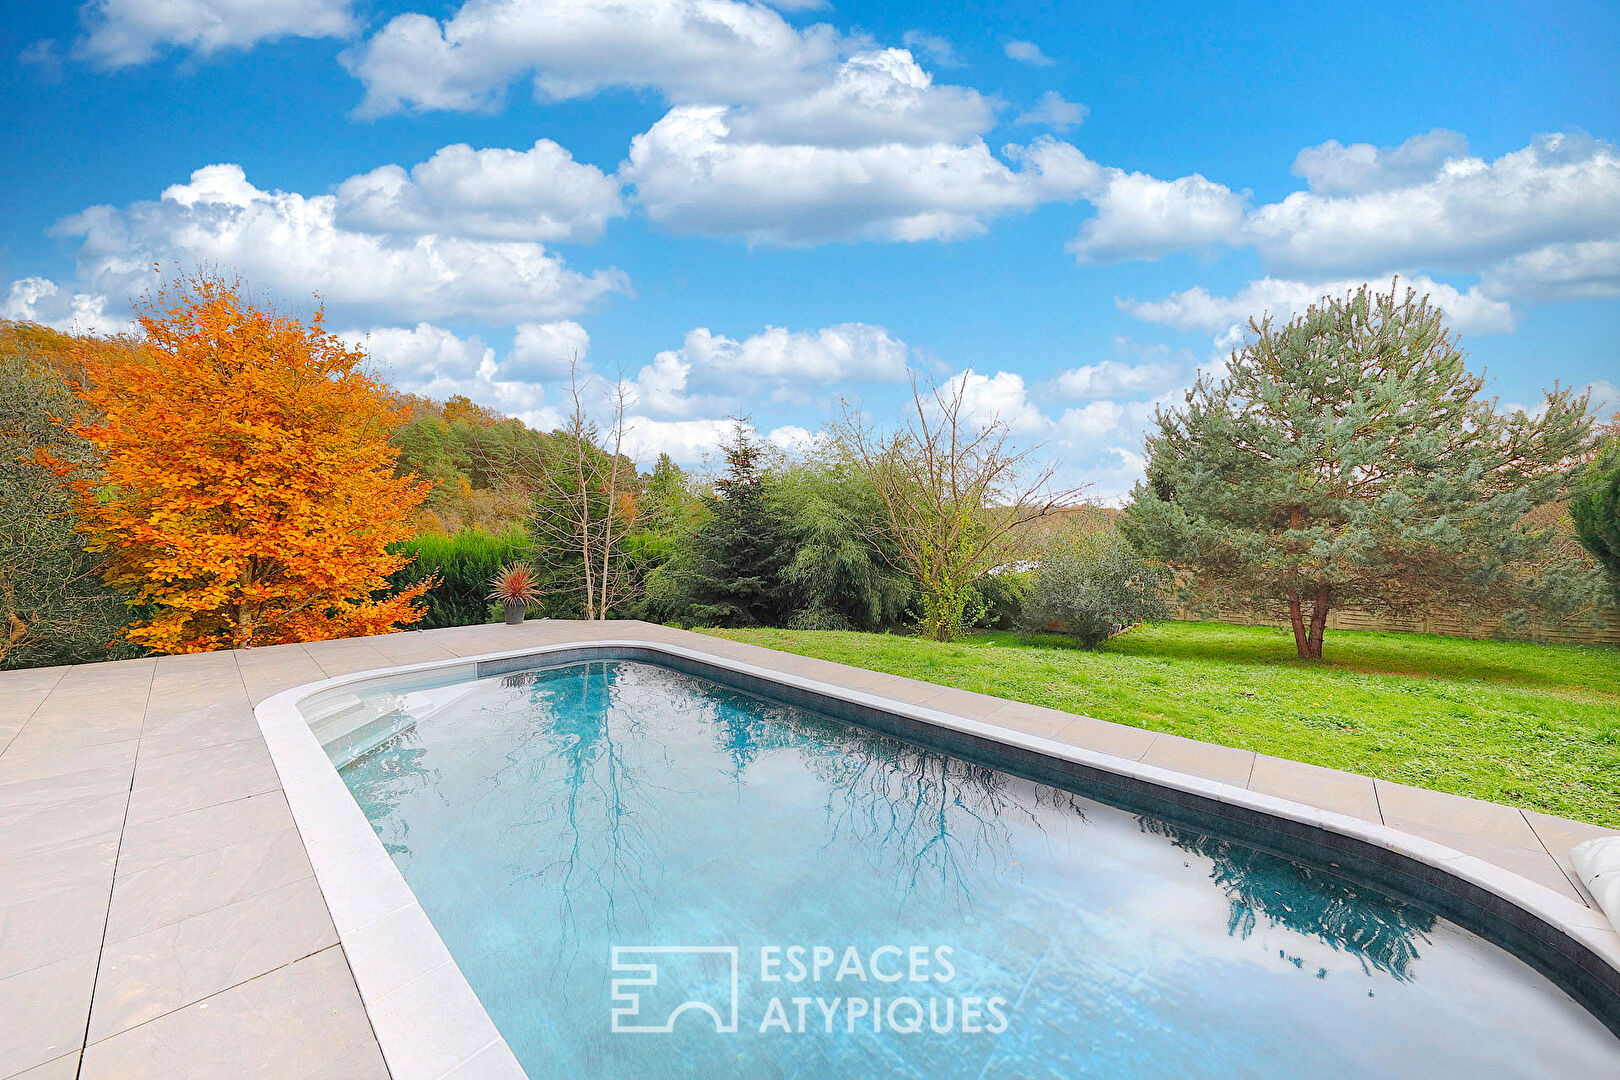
top-left (610, 946), bottom-right (740, 1034)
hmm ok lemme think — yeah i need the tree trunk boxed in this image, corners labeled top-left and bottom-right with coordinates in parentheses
top-left (1286, 589), bottom-right (1308, 656)
top-left (1287, 585), bottom-right (1330, 659)
top-left (237, 563), bottom-right (256, 650)
top-left (1307, 585), bottom-right (1330, 658)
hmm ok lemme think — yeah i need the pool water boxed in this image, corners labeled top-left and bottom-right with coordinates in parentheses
top-left (328, 660), bottom-right (1619, 1078)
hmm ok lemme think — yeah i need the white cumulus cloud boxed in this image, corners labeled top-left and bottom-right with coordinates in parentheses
top-left (1058, 400), bottom-right (1125, 442)
top-left (341, 322), bottom-right (494, 383)
top-left (724, 49), bottom-right (995, 148)
top-left (625, 109), bottom-right (1095, 244)
top-left (625, 321), bottom-right (909, 414)
top-left (1055, 357), bottom-right (1179, 398)
top-left (943, 369), bottom-right (1050, 436)
top-left (1069, 169), bottom-right (1249, 263)
top-left (688, 322), bottom-right (910, 381)
top-left (767, 424), bottom-right (832, 454)
top-left (335, 139), bottom-right (625, 243)
top-left (345, 11), bottom-right (1104, 248)
top-left (900, 30), bottom-right (958, 68)
top-left (3, 277), bottom-right (136, 336)
top-left (1291, 129), bottom-right (1471, 195)
top-left (619, 349), bottom-right (731, 418)
top-left (1246, 132), bottom-right (1620, 276)
top-left (504, 320), bottom-right (590, 379)
top-left (1478, 240), bottom-right (1620, 304)
top-left (340, 322), bottom-right (561, 430)
top-left (48, 163), bottom-right (625, 326)
top-left (76, 0), bottom-right (356, 69)
top-left (1119, 274), bottom-right (1517, 337)
top-left (1093, 131), bottom-right (1620, 315)
top-left (342, 0), bottom-right (842, 117)
top-left (620, 416), bottom-right (750, 465)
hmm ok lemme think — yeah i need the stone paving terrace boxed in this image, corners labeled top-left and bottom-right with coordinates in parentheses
top-left (2, 620), bottom-right (1616, 1078)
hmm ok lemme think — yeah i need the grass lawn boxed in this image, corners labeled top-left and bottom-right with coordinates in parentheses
top-left (699, 621), bottom-right (1620, 829)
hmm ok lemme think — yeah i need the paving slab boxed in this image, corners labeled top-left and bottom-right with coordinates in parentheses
top-left (0, 876), bottom-right (114, 982)
top-left (0, 666), bottom-right (68, 751)
top-left (88, 876), bottom-right (338, 1042)
top-left (1374, 777), bottom-right (1545, 848)
top-left (114, 789), bottom-right (295, 877)
top-left (1048, 713), bottom-right (1159, 760)
top-left (0, 829), bottom-right (121, 906)
top-left (0, 950), bottom-right (99, 1077)
top-left (1140, 731), bottom-right (1258, 787)
top-left (103, 828), bottom-right (313, 942)
top-left (123, 736), bottom-right (280, 826)
top-left (980, 698), bottom-right (1082, 740)
top-left (78, 947), bottom-right (389, 1080)
top-left (1247, 753), bottom-right (1382, 821)
top-left (136, 703), bottom-right (262, 760)
top-left (0, 736), bottom-right (138, 787)
top-left (0, 786), bottom-right (129, 861)
top-left (6, 1051), bottom-right (81, 1080)
top-left (1525, 809), bottom-right (1616, 905)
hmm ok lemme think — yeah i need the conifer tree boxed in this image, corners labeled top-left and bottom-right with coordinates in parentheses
top-left (1122, 282), bottom-right (1593, 659)
top-left (682, 423), bottom-right (792, 625)
top-left (1570, 423), bottom-right (1620, 600)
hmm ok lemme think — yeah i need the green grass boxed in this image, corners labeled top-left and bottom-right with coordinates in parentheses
top-left (699, 621), bottom-right (1620, 828)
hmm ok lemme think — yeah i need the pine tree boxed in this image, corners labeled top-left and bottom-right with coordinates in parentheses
top-left (1122, 282), bottom-right (1594, 659)
top-left (682, 424), bottom-right (792, 626)
top-left (1570, 422), bottom-right (1620, 600)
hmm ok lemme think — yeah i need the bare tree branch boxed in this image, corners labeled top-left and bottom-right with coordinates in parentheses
top-left (834, 372), bottom-right (1088, 639)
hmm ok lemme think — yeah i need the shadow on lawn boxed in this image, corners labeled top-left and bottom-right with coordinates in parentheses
top-left (970, 625), bottom-right (1619, 698)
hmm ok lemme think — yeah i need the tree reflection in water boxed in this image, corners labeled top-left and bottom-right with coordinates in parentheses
top-left (1140, 818), bottom-right (1438, 980)
top-left (685, 680), bottom-right (1088, 911)
top-left (482, 662), bottom-right (1091, 927)
top-left (345, 707), bottom-right (438, 860)
top-left (489, 664), bottom-right (667, 953)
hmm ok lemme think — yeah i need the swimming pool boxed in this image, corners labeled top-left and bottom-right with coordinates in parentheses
top-left (303, 654), bottom-right (1620, 1078)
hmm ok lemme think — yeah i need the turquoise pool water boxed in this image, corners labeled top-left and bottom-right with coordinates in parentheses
top-left (326, 659), bottom-right (1619, 1078)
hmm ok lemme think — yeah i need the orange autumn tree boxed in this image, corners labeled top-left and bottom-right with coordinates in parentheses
top-left (61, 274), bottom-right (431, 652)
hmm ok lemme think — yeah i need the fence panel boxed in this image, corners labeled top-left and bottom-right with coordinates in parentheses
top-left (1173, 603), bottom-right (1620, 647)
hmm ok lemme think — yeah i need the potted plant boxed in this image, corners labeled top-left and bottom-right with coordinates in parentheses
top-left (487, 562), bottom-right (541, 625)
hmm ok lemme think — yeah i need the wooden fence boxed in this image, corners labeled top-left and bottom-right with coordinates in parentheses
top-left (1173, 603), bottom-right (1620, 647)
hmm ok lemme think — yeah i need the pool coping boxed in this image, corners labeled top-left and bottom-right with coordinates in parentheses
top-left (254, 635), bottom-right (1620, 1079)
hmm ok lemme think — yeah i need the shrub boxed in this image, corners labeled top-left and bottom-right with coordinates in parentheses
top-left (0, 333), bottom-right (140, 668)
top-left (965, 569), bottom-right (1032, 630)
top-left (390, 528), bottom-right (532, 629)
top-left (1021, 532), bottom-right (1169, 648)
top-left (776, 462), bottom-right (913, 631)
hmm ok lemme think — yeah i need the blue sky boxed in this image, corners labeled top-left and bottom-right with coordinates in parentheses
top-left (4, 0), bottom-right (1617, 496)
